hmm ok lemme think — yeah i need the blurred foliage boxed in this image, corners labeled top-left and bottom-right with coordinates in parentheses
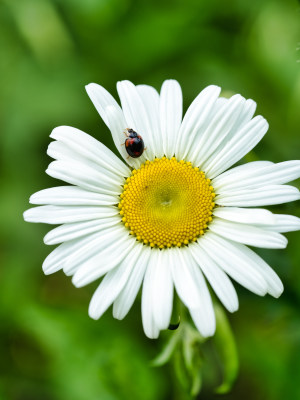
top-left (1, 0), bottom-right (300, 399)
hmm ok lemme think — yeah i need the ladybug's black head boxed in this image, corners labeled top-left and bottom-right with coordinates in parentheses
top-left (127, 128), bottom-right (138, 138)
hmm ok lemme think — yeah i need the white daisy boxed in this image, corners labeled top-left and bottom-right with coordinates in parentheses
top-left (24, 80), bottom-right (300, 339)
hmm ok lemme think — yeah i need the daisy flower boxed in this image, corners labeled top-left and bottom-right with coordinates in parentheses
top-left (24, 80), bottom-right (300, 339)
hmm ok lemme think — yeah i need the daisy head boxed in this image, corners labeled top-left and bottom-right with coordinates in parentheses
top-left (24, 80), bottom-right (300, 339)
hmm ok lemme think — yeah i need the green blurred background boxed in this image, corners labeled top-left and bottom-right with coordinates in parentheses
top-left (1, 0), bottom-right (300, 399)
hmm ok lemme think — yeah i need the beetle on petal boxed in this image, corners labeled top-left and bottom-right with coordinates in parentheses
top-left (124, 128), bottom-right (145, 158)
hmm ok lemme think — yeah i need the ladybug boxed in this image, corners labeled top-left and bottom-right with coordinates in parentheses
top-left (124, 128), bottom-right (145, 158)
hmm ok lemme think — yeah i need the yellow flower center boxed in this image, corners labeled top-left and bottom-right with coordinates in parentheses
top-left (118, 157), bottom-right (215, 248)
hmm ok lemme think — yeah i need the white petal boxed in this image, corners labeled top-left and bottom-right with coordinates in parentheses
top-left (255, 214), bottom-right (300, 233)
top-left (104, 105), bottom-right (141, 169)
top-left (214, 160), bottom-right (300, 191)
top-left (47, 141), bottom-right (126, 185)
top-left (63, 225), bottom-right (128, 276)
top-left (85, 82), bottom-right (123, 127)
top-left (117, 80), bottom-right (152, 139)
top-left (136, 85), bottom-right (164, 160)
top-left (189, 307), bottom-right (215, 338)
top-left (42, 226), bottom-right (119, 276)
top-left (47, 140), bottom-right (121, 177)
top-left (216, 185), bottom-right (300, 207)
top-left (24, 205), bottom-right (118, 224)
top-left (44, 217), bottom-right (121, 245)
top-left (43, 228), bottom-right (104, 275)
top-left (86, 83), bottom-right (136, 166)
top-left (72, 234), bottom-right (135, 287)
top-left (141, 251), bottom-right (160, 339)
top-left (204, 233), bottom-right (283, 297)
top-left (46, 160), bottom-right (123, 195)
top-left (202, 233), bottom-right (269, 295)
top-left (116, 80), bottom-right (153, 163)
top-left (47, 140), bottom-right (80, 162)
top-left (202, 98), bottom-right (256, 148)
top-left (189, 243), bottom-right (239, 312)
top-left (30, 186), bottom-right (118, 206)
top-left (204, 116), bottom-right (269, 178)
top-left (224, 99), bottom-right (257, 142)
top-left (209, 217), bottom-right (288, 249)
top-left (239, 248), bottom-right (283, 298)
top-left (47, 142), bottom-right (124, 186)
top-left (171, 247), bottom-right (202, 309)
top-left (160, 80), bottom-right (182, 158)
top-left (113, 245), bottom-right (151, 320)
top-left (50, 126), bottom-right (130, 177)
top-left (175, 85), bottom-right (221, 161)
top-left (151, 249), bottom-right (174, 330)
top-left (88, 244), bottom-right (143, 320)
top-left (172, 247), bottom-right (215, 337)
top-left (214, 96), bottom-right (227, 109)
top-left (136, 84), bottom-right (161, 160)
top-left (191, 95), bottom-right (247, 167)
top-left (212, 161), bottom-right (274, 190)
top-left (213, 207), bottom-right (276, 225)
top-left (42, 240), bottom-right (76, 275)
top-left (233, 243), bottom-right (283, 298)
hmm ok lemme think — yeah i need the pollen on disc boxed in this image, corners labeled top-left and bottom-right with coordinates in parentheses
top-left (119, 157), bottom-right (215, 248)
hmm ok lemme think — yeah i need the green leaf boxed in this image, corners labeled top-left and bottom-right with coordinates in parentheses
top-left (213, 304), bottom-right (239, 394)
top-left (182, 324), bottom-right (204, 397)
top-left (151, 330), bottom-right (180, 367)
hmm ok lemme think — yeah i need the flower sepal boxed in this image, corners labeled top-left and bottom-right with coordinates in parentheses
top-left (151, 302), bottom-right (239, 397)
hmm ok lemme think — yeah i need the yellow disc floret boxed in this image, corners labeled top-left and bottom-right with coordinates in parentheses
top-left (119, 157), bottom-right (215, 248)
